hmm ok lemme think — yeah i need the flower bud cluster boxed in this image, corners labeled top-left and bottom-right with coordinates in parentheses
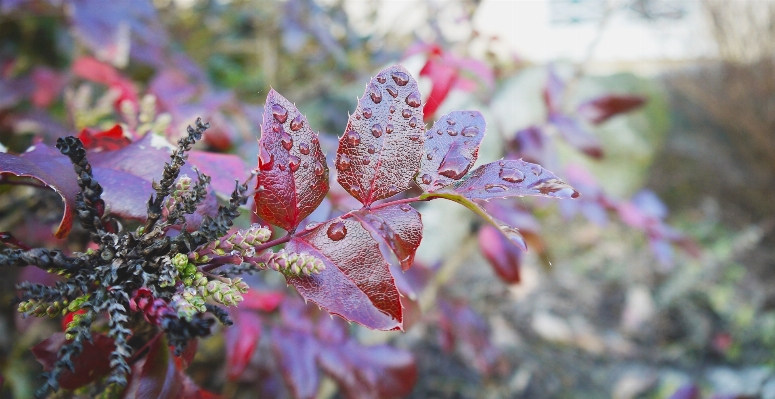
top-left (18, 299), bottom-right (64, 318)
top-left (198, 277), bottom-right (249, 307)
top-left (163, 175), bottom-right (192, 214)
top-left (265, 249), bottom-right (326, 276)
top-left (200, 224), bottom-right (271, 258)
top-left (172, 253), bottom-right (199, 286)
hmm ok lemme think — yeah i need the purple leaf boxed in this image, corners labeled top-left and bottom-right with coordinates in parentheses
top-left (417, 110), bottom-right (486, 191)
top-left (336, 65), bottom-right (424, 205)
top-left (271, 327), bottom-right (320, 399)
top-left (549, 114), bottom-right (603, 159)
top-left (188, 151), bottom-right (250, 197)
top-left (255, 89), bottom-right (329, 232)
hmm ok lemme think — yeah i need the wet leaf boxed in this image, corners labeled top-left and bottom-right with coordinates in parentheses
top-left (0, 143), bottom-right (79, 238)
top-left (417, 110), bottom-right (486, 191)
top-left (225, 310), bottom-right (262, 381)
top-left (271, 327), bottom-right (319, 399)
top-left (351, 204), bottom-right (422, 271)
top-left (31, 332), bottom-right (114, 390)
top-left (317, 341), bottom-right (417, 399)
top-left (577, 94), bottom-right (646, 125)
top-left (285, 218), bottom-right (402, 331)
top-left (255, 89), bottom-right (329, 232)
top-left (549, 115), bottom-right (603, 159)
top-left (336, 65), bottom-right (424, 205)
top-left (478, 224), bottom-right (521, 284)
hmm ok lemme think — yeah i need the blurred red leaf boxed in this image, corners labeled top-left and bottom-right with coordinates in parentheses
top-left (78, 124), bottom-right (131, 152)
top-left (549, 115), bottom-right (604, 159)
top-left (72, 57), bottom-right (137, 107)
top-left (351, 204), bottom-right (422, 271)
top-left (271, 327), bottom-right (320, 399)
top-left (317, 341), bottom-right (417, 399)
top-left (478, 224), bottom-right (521, 284)
top-left (172, 339), bottom-right (198, 370)
top-left (31, 332), bottom-right (114, 390)
top-left (31, 67), bottom-right (65, 108)
top-left (416, 110), bottom-right (486, 191)
top-left (419, 57), bottom-right (456, 119)
top-left (577, 94), bottom-right (646, 125)
top-left (225, 311), bottom-right (262, 381)
top-left (285, 218), bottom-right (402, 331)
top-left (0, 143), bottom-right (78, 238)
top-left (255, 89), bottom-right (329, 232)
top-left (437, 300), bottom-right (502, 377)
top-left (336, 65), bottom-right (424, 206)
top-left (239, 290), bottom-right (284, 312)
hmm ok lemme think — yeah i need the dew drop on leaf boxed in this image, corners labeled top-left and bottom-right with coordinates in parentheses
top-left (299, 142), bottom-right (310, 155)
top-left (281, 132), bottom-right (293, 151)
top-left (447, 128), bottom-right (458, 136)
top-left (408, 134), bottom-right (420, 141)
top-left (447, 118), bottom-right (456, 125)
top-left (461, 126), bottom-right (479, 137)
top-left (385, 124), bottom-right (394, 134)
top-left (288, 156), bottom-right (301, 172)
top-left (377, 75), bottom-right (387, 84)
top-left (369, 84), bottom-right (383, 104)
top-left (409, 117), bottom-right (418, 128)
top-left (371, 124), bottom-right (383, 138)
top-left (421, 174), bottom-right (432, 184)
top-left (389, 105), bottom-right (396, 114)
top-left (278, 164), bottom-right (286, 171)
top-left (499, 167), bottom-right (525, 183)
top-left (314, 162), bottom-right (325, 176)
top-left (484, 184), bottom-right (508, 193)
top-left (272, 104), bottom-right (288, 123)
top-left (258, 144), bottom-right (274, 171)
top-left (533, 179), bottom-right (580, 199)
top-left (391, 71), bottom-right (409, 86)
top-left (272, 123), bottom-right (281, 132)
top-left (530, 164), bottom-right (542, 176)
top-left (363, 108), bottom-right (373, 119)
top-left (367, 145), bottom-right (376, 154)
top-left (337, 154), bottom-right (351, 170)
top-left (427, 154), bottom-right (433, 160)
top-left (290, 115), bottom-right (304, 131)
top-left (399, 204), bottom-right (412, 212)
top-left (386, 85), bottom-right (398, 98)
top-left (363, 159), bottom-right (370, 165)
top-left (327, 222), bottom-right (347, 241)
top-left (405, 92), bottom-right (421, 108)
top-left (402, 109), bottom-right (412, 119)
top-left (345, 130), bottom-right (361, 146)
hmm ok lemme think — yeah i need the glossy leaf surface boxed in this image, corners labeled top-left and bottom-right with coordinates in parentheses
top-left (31, 332), bottom-right (114, 390)
top-left (352, 204), bottom-right (422, 271)
top-left (417, 110), bottom-right (486, 191)
top-left (285, 218), bottom-right (402, 330)
top-left (255, 89), bottom-right (329, 232)
top-left (336, 65), bottom-right (424, 205)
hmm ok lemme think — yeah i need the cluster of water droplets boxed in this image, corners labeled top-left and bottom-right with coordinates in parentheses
top-left (258, 102), bottom-right (326, 178)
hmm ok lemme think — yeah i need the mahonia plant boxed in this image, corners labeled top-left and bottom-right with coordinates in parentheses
top-left (1, 65), bottom-right (579, 398)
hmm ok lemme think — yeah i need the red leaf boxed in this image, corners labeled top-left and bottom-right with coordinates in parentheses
top-left (225, 311), bottom-right (262, 381)
top-left (31, 67), bottom-right (65, 108)
top-left (271, 327), bottom-right (320, 399)
top-left (317, 341), bottom-right (417, 399)
top-left (238, 290), bottom-right (284, 312)
top-left (78, 124), bottom-right (131, 152)
top-left (31, 332), bottom-right (114, 390)
top-left (172, 339), bottom-right (198, 370)
top-left (0, 143), bottom-right (78, 238)
top-left (577, 95), bottom-right (646, 125)
top-left (448, 159), bottom-right (579, 201)
top-left (417, 110), bottom-right (486, 191)
top-left (351, 204), bottom-right (422, 271)
top-left (549, 115), bottom-right (603, 159)
top-left (285, 218), bottom-right (402, 330)
top-left (478, 224), bottom-right (521, 284)
top-left (72, 57), bottom-right (138, 107)
top-left (420, 58), bottom-right (457, 119)
top-left (255, 89), bottom-right (329, 232)
top-left (336, 65), bottom-right (425, 206)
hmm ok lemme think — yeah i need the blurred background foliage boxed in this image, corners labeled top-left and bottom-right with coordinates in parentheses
top-left (1, 0), bottom-right (775, 398)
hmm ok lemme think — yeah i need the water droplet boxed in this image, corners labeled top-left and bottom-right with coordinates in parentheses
top-left (501, 225), bottom-right (528, 251)
top-left (355, 114), bottom-right (361, 120)
top-left (400, 204), bottom-right (412, 212)
top-left (461, 126), bottom-right (479, 137)
top-left (337, 154), bottom-right (351, 170)
top-left (427, 154), bottom-right (433, 160)
top-left (389, 105), bottom-right (396, 114)
top-left (499, 167), bottom-right (525, 183)
top-left (278, 164), bottom-right (287, 171)
top-left (351, 184), bottom-right (361, 195)
top-left (402, 109), bottom-right (412, 119)
top-left (371, 124), bottom-right (383, 138)
top-left (376, 75), bottom-right (387, 84)
top-left (367, 145), bottom-right (376, 154)
top-left (327, 222), bottom-right (347, 241)
top-left (302, 162), bottom-right (308, 168)
top-left (369, 84), bottom-right (382, 104)
top-left (533, 179), bottom-right (579, 199)
top-left (421, 174), bottom-right (432, 184)
top-left (281, 132), bottom-right (293, 151)
top-left (272, 104), bottom-right (288, 123)
top-left (391, 71), bottom-right (409, 86)
top-left (363, 108), bottom-right (373, 119)
top-left (314, 162), bottom-right (325, 176)
top-left (447, 128), bottom-right (458, 136)
top-left (405, 92), bottom-right (421, 108)
top-left (362, 159), bottom-right (371, 165)
top-left (299, 142), bottom-right (310, 155)
top-left (408, 134), bottom-right (420, 141)
top-left (385, 124), bottom-right (394, 134)
top-left (437, 128), bottom-right (443, 135)
top-left (437, 141), bottom-right (475, 179)
top-left (258, 145), bottom-right (273, 171)
top-left (290, 115), bottom-right (304, 131)
top-left (409, 117), bottom-right (418, 128)
top-left (312, 136), bottom-right (319, 144)
top-left (447, 119), bottom-right (456, 125)
top-left (484, 184), bottom-right (508, 193)
top-left (272, 123), bottom-right (281, 132)
top-left (288, 155), bottom-right (301, 172)
top-left (345, 130), bottom-right (361, 146)
top-left (386, 85), bottom-right (398, 98)
top-left (530, 164), bottom-right (542, 176)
